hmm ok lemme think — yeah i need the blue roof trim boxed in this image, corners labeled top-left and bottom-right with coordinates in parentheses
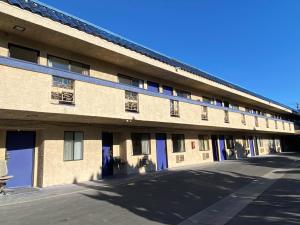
top-left (6, 0), bottom-right (296, 112)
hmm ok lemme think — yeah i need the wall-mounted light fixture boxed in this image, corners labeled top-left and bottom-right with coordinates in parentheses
top-left (13, 25), bottom-right (26, 32)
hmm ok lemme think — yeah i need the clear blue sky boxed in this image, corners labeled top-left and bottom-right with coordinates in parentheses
top-left (40, 0), bottom-right (300, 109)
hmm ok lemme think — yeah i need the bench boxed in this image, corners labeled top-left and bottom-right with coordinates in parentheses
top-left (0, 160), bottom-right (13, 195)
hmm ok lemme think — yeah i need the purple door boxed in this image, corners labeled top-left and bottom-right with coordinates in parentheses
top-left (147, 81), bottom-right (159, 92)
top-left (249, 136), bottom-right (255, 157)
top-left (219, 136), bottom-right (227, 161)
top-left (102, 132), bottom-right (113, 177)
top-left (156, 133), bottom-right (168, 170)
top-left (6, 131), bottom-right (35, 188)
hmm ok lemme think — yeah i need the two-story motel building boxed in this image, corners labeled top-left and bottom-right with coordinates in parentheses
top-left (0, 0), bottom-right (298, 188)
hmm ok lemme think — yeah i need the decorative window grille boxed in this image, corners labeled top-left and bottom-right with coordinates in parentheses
top-left (224, 110), bottom-right (229, 123)
top-left (266, 118), bottom-right (269, 128)
top-left (201, 106), bottom-right (208, 120)
top-left (170, 100), bottom-right (179, 117)
top-left (176, 155), bottom-right (184, 163)
top-left (125, 91), bottom-right (139, 112)
top-left (51, 76), bottom-right (75, 105)
top-left (241, 113), bottom-right (246, 125)
top-left (255, 116), bottom-right (259, 127)
top-left (202, 153), bottom-right (210, 160)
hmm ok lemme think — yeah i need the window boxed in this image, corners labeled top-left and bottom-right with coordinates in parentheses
top-left (245, 108), bottom-right (252, 113)
top-left (223, 101), bottom-right (230, 108)
top-left (125, 91), bottom-right (139, 112)
top-left (224, 110), bottom-right (229, 123)
top-left (241, 114), bottom-right (246, 125)
top-left (255, 116), bottom-right (259, 127)
top-left (199, 135), bottom-right (210, 151)
top-left (9, 44), bottom-right (39, 63)
top-left (203, 96), bottom-right (214, 105)
top-left (51, 76), bottom-right (75, 105)
top-left (147, 81), bottom-right (159, 92)
top-left (242, 136), bottom-right (249, 148)
top-left (231, 104), bottom-right (239, 110)
top-left (172, 134), bottom-right (185, 152)
top-left (48, 55), bottom-right (89, 75)
top-left (266, 118), bottom-right (269, 128)
top-left (258, 138), bottom-right (264, 147)
top-left (64, 131), bottom-right (83, 161)
top-left (163, 86), bottom-right (173, 96)
top-left (132, 133), bottom-right (150, 155)
top-left (225, 137), bottom-right (235, 149)
top-left (170, 100), bottom-right (179, 117)
top-left (176, 90), bottom-right (191, 99)
top-left (118, 75), bottom-right (144, 88)
top-left (201, 106), bottom-right (208, 120)
top-left (215, 99), bottom-right (223, 107)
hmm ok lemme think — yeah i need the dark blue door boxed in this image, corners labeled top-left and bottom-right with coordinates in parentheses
top-left (6, 131), bottom-right (35, 188)
top-left (219, 136), bottom-right (227, 161)
top-left (147, 81), bottom-right (159, 92)
top-left (249, 136), bottom-right (255, 157)
top-left (102, 132), bottom-right (113, 177)
top-left (156, 133), bottom-right (168, 170)
top-left (211, 135), bottom-right (219, 161)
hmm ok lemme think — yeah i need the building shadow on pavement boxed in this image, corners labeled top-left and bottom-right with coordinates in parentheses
top-left (74, 153), bottom-right (300, 225)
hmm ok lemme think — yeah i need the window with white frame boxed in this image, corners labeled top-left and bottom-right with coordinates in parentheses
top-left (201, 106), bottom-right (208, 120)
top-left (125, 91), bottom-right (139, 112)
top-left (172, 134), bottom-right (185, 152)
top-left (224, 110), bottom-right (229, 123)
top-left (51, 76), bottom-right (75, 105)
top-left (118, 74), bottom-right (144, 88)
top-left (48, 55), bottom-right (89, 75)
top-left (132, 133), bottom-right (150, 155)
top-left (198, 135), bottom-right (210, 151)
top-left (64, 131), bottom-right (84, 161)
top-left (170, 100), bottom-right (179, 117)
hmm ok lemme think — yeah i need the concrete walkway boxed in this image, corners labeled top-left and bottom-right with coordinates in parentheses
top-left (0, 153), bottom-right (299, 225)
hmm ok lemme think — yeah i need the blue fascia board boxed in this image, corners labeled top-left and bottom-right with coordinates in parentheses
top-left (0, 56), bottom-right (294, 124)
top-left (5, 0), bottom-right (295, 112)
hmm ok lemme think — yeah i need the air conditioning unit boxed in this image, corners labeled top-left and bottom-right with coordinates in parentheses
top-left (51, 89), bottom-right (74, 105)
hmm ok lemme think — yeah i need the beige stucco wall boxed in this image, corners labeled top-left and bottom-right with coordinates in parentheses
top-left (0, 64), bottom-right (294, 134)
top-left (0, 130), bottom-right (6, 160)
top-left (41, 126), bottom-right (101, 187)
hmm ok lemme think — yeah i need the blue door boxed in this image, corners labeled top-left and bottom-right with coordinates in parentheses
top-left (156, 133), bottom-right (168, 170)
top-left (249, 136), bottom-right (255, 157)
top-left (211, 135), bottom-right (220, 161)
top-left (102, 132), bottom-right (113, 177)
top-left (6, 131), bottom-right (35, 188)
top-left (219, 135), bottom-right (227, 161)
